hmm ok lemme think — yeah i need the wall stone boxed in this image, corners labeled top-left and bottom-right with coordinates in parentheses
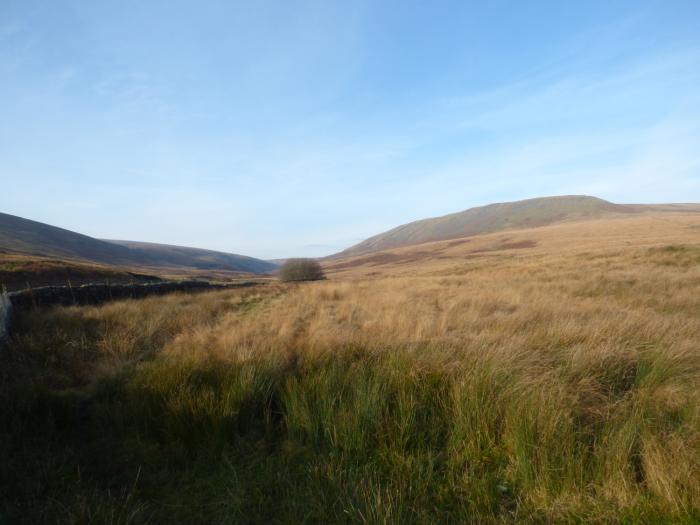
top-left (1, 280), bottom-right (263, 342)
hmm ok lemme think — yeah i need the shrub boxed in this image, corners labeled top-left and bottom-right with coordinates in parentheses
top-left (279, 258), bottom-right (325, 282)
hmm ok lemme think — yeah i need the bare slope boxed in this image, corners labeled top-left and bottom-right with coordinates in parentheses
top-left (336, 195), bottom-right (634, 256)
top-left (0, 212), bottom-right (276, 274)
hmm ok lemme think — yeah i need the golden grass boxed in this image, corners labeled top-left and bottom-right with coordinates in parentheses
top-left (324, 212), bottom-right (700, 278)
top-left (3, 213), bottom-right (700, 523)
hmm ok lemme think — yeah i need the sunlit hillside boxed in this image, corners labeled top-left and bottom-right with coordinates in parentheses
top-left (326, 211), bottom-right (700, 278)
top-left (2, 212), bottom-right (700, 523)
top-left (334, 195), bottom-right (700, 257)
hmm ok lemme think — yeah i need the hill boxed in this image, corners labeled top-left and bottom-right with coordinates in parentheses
top-left (336, 195), bottom-right (635, 256)
top-left (0, 212), bottom-right (140, 265)
top-left (106, 240), bottom-right (278, 274)
top-left (0, 212), bottom-right (276, 275)
top-left (324, 209), bottom-right (700, 278)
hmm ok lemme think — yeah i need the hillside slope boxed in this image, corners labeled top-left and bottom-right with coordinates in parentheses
top-left (0, 212), bottom-right (276, 274)
top-left (336, 195), bottom-right (634, 256)
top-left (324, 211), bottom-right (700, 278)
top-left (0, 212), bottom-right (139, 264)
top-left (106, 240), bottom-right (278, 274)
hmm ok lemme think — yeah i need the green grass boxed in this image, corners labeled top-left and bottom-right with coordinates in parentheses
top-left (2, 338), bottom-right (699, 523)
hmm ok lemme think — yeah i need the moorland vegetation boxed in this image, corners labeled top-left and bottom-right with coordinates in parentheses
top-left (2, 213), bottom-right (700, 523)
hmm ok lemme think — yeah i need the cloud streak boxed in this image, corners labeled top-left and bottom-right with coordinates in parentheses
top-left (1, 1), bottom-right (699, 258)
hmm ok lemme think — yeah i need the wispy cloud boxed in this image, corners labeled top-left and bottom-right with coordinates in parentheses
top-left (1, 1), bottom-right (699, 258)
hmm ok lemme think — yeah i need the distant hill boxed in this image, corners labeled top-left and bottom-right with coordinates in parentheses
top-left (322, 203), bottom-right (700, 280)
top-left (0, 212), bottom-right (277, 275)
top-left (0, 212), bottom-right (139, 264)
top-left (106, 240), bottom-right (278, 274)
top-left (335, 196), bottom-right (638, 257)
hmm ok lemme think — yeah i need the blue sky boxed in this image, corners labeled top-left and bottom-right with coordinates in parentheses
top-left (1, 1), bottom-right (699, 258)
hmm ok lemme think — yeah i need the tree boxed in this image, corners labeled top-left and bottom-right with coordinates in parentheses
top-left (278, 258), bottom-right (325, 282)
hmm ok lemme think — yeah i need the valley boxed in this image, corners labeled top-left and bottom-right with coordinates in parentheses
top-left (2, 201), bottom-right (700, 523)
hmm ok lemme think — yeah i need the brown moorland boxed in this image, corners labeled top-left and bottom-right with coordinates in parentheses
top-left (0, 251), bottom-right (271, 292)
top-left (335, 194), bottom-right (700, 257)
top-left (2, 211), bottom-right (700, 523)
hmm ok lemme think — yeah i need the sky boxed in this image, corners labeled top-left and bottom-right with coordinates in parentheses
top-left (1, 1), bottom-right (699, 259)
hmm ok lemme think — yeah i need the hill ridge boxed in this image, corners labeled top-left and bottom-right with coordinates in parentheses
top-left (335, 195), bottom-right (634, 257)
top-left (0, 212), bottom-right (276, 274)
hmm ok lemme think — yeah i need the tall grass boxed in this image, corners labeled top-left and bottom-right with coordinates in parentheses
top-left (2, 242), bottom-right (700, 523)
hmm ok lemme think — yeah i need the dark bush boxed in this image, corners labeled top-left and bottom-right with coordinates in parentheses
top-left (279, 259), bottom-right (325, 282)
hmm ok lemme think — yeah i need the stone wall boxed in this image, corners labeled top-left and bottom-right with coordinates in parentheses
top-left (0, 280), bottom-right (263, 342)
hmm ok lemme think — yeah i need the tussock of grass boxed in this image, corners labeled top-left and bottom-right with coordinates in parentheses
top-left (2, 238), bottom-right (700, 523)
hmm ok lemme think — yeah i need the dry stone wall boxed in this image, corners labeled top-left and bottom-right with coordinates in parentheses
top-left (0, 280), bottom-right (262, 343)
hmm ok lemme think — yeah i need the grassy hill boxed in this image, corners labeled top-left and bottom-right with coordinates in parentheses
top-left (105, 240), bottom-right (278, 274)
top-left (0, 212), bottom-right (140, 264)
top-left (335, 195), bottom-right (668, 257)
top-left (0, 212), bottom-right (277, 275)
top-left (324, 208), bottom-right (700, 278)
